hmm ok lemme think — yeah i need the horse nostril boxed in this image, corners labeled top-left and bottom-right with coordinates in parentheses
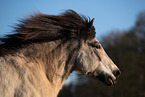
top-left (114, 70), bottom-right (121, 77)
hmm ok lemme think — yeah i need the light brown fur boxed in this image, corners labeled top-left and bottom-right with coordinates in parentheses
top-left (0, 40), bottom-right (77, 97)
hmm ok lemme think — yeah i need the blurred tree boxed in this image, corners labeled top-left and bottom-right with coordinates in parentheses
top-left (58, 11), bottom-right (145, 97)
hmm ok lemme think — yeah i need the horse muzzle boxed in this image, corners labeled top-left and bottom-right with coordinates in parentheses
top-left (88, 69), bottom-right (121, 86)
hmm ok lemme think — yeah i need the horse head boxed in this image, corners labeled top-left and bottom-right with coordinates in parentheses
top-left (74, 18), bottom-right (121, 86)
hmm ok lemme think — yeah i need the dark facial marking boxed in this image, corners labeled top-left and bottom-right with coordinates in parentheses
top-left (89, 41), bottom-right (101, 49)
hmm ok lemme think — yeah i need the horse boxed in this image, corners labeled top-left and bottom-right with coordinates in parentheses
top-left (0, 10), bottom-right (121, 97)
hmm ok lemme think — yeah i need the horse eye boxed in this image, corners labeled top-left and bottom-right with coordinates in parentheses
top-left (89, 43), bottom-right (101, 49)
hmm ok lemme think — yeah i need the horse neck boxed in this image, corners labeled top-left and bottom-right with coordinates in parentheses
top-left (19, 40), bottom-right (78, 95)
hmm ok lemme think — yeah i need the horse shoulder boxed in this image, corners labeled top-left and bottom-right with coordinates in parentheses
top-left (0, 56), bottom-right (21, 97)
top-left (0, 55), bottom-right (52, 97)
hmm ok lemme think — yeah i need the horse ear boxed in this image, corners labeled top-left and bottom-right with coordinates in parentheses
top-left (88, 18), bottom-right (95, 27)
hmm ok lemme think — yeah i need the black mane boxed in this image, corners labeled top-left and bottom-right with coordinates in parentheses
top-left (0, 10), bottom-right (96, 55)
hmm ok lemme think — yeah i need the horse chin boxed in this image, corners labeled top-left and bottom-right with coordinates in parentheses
top-left (97, 74), bottom-right (117, 86)
top-left (105, 76), bottom-right (115, 86)
top-left (88, 73), bottom-right (116, 86)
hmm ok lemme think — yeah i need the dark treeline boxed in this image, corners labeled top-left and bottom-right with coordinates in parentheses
top-left (58, 11), bottom-right (145, 97)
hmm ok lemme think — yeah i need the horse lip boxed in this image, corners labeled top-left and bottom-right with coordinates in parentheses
top-left (104, 75), bottom-right (119, 86)
top-left (94, 73), bottom-right (117, 86)
top-left (87, 72), bottom-right (118, 86)
top-left (108, 76), bottom-right (116, 86)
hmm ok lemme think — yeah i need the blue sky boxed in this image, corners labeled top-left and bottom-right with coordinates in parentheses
top-left (0, 0), bottom-right (145, 40)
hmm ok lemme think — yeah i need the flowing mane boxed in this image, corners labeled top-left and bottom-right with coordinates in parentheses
top-left (0, 10), bottom-right (95, 56)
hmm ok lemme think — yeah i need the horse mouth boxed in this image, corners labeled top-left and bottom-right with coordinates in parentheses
top-left (88, 73), bottom-right (117, 86)
top-left (107, 76), bottom-right (116, 85)
top-left (97, 74), bottom-right (117, 86)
